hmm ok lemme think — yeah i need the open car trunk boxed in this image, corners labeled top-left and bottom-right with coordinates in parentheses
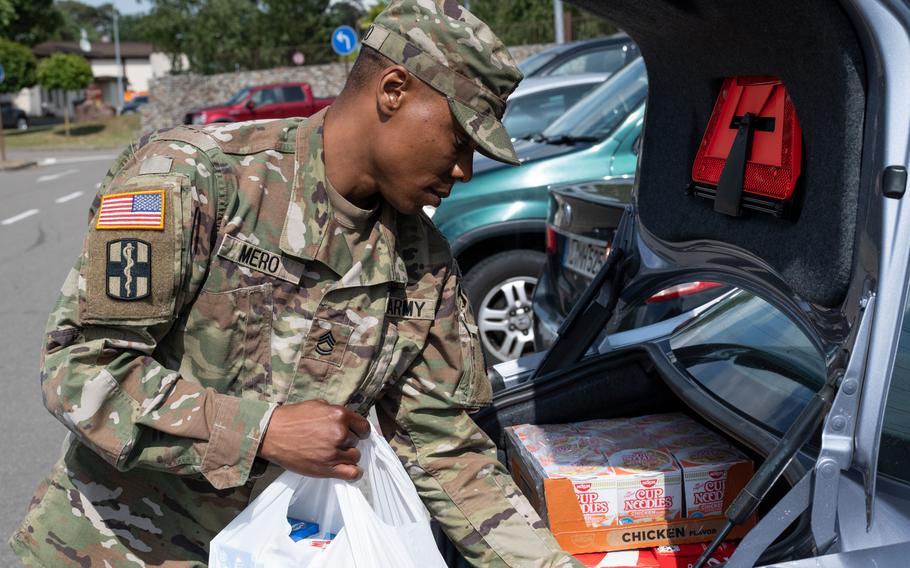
top-left (469, 345), bottom-right (815, 566)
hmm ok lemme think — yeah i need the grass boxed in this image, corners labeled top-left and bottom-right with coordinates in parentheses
top-left (1, 114), bottom-right (141, 151)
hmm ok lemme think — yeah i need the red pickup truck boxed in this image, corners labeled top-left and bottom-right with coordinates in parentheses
top-left (183, 82), bottom-right (334, 125)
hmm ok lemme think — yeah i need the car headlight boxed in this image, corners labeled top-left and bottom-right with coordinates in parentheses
top-left (192, 113), bottom-right (206, 125)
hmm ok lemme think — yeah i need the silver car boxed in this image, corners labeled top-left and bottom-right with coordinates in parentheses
top-left (501, 73), bottom-right (611, 142)
top-left (439, 0), bottom-right (910, 566)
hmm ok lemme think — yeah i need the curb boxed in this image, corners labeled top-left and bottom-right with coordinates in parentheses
top-left (0, 160), bottom-right (37, 172)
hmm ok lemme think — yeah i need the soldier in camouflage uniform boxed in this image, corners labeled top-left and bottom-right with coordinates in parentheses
top-left (9, 1), bottom-right (581, 566)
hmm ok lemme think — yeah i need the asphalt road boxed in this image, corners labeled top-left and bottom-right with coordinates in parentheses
top-left (0, 149), bottom-right (119, 566)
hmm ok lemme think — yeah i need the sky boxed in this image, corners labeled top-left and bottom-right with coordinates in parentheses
top-left (81, 0), bottom-right (149, 15)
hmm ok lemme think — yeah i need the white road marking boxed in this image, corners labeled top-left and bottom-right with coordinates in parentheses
top-left (37, 168), bottom-right (79, 183)
top-left (55, 191), bottom-right (84, 203)
top-left (38, 155), bottom-right (116, 166)
top-left (2, 209), bottom-right (40, 225)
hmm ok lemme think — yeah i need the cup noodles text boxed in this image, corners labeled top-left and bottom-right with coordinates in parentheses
top-left (611, 449), bottom-right (682, 524)
top-left (673, 446), bottom-right (750, 518)
top-left (571, 478), bottom-right (615, 527)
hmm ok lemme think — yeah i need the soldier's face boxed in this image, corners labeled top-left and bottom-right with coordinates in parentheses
top-left (376, 77), bottom-right (475, 215)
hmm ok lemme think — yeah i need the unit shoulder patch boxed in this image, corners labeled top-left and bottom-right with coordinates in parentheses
top-left (106, 239), bottom-right (152, 300)
top-left (96, 190), bottom-right (166, 230)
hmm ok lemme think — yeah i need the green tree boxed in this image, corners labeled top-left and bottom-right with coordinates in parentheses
top-left (0, 38), bottom-right (37, 93)
top-left (0, 0), bottom-right (64, 46)
top-left (37, 53), bottom-right (92, 136)
top-left (134, 0), bottom-right (193, 73)
top-left (469, 0), bottom-right (616, 45)
top-left (137, 0), bottom-right (366, 74)
top-left (0, 0), bottom-right (14, 29)
top-left (52, 1), bottom-right (151, 43)
top-left (358, 1), bottom-right (387, 31)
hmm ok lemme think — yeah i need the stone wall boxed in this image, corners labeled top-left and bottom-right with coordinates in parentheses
top-left (141, 43), bottom-right (553, 132)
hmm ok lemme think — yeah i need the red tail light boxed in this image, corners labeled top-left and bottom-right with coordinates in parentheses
top-left (646, 281), bottom-right (722, 304)
top-left (546, 225), bottom-right (558, 256)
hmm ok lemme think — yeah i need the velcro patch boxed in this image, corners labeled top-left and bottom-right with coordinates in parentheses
top-left (96, 190), bottom-right (165, 230)
top-left (217, 234), bottom-right (304, 283)
top-left (106, 239), bottom-right (151, 300)
top-left (81, 173), bottom-right (184, 324)
top-left (386, 294), bottom-right (435, 320)
top-left (302, 318), bottom-right (353, 367)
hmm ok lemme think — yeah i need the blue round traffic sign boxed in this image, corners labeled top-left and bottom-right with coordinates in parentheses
top-left (331, 25), bottom-right (359, 56)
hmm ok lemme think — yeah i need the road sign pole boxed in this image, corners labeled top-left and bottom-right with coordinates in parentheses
top-left (0, 63), bottom-right (6, 162)
top-left (0, 119), bottom-right (6, 163)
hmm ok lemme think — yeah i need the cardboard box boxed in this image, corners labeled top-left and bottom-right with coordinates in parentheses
top-left (575, 549), bottom-right (661, 567)
top-left (674, 446), bottom-right (751, 519)
top-left (651, 541), bottom-right (739, 567)
top-left (505, 417), bottom-right (756, 554)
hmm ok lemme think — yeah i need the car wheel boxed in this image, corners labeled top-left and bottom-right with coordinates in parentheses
top-left (16, 116), bottom-right (27, 130)
top-left (462, 249), bottom-right (546, 365)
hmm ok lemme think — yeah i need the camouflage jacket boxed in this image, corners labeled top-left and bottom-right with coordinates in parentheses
top-left (9, 110), bottom-right (577, 568)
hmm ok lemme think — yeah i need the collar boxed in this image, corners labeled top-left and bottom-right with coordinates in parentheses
top-left (279, 109), bottom-right (408, 286)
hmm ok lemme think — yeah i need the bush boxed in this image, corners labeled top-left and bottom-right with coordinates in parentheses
top-left (36, 52), bottom-right (93, 92)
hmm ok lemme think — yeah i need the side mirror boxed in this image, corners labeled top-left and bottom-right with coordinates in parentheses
top-left (245, 99), bottom-right (255, 110)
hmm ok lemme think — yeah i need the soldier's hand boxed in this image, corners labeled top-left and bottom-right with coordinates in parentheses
top-left (258, 400), bottom-right (371, 480)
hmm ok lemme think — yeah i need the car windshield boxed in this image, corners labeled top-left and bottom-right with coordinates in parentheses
top-left (668, 288), bottom-right (826, 435)
top-left (518, 45), bottom-right (571, 76)
top-left (503, 81), bottom-right (602, 140)
top-left (225, 87), bottom-right (251, 105)
top-left (541, 58), bottom-right (647, 143)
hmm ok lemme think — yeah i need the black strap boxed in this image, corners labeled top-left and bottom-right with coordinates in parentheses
top-left (714, 112), bottom-right (757, 217)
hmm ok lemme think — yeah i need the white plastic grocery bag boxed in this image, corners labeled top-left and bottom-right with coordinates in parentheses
top-left (209, 429), bottom-right (447, 568)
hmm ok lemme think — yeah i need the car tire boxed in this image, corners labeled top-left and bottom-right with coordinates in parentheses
top-left (462, 249), bottom-right (546, 365)
top-left (15, 116), bottom-right (27, 130)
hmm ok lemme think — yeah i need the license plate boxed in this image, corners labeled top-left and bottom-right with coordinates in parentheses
top-left (563, 234), bottom-right (609, 279)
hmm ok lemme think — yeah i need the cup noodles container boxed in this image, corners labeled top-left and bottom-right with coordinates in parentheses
top-left (673, 446), bottom-right (752, 518)
top-left (611, 449), bottom-right (683, 524)
top-left (569, 477), bottom-right (616, 528)
top-left (652, 541), bottom-right (738, 567)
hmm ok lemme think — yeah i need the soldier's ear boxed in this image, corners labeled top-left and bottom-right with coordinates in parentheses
top-left (376, 65), bottom-right (411, 116)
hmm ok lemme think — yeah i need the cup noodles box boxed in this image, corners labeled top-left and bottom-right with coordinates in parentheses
top-left (505, 415), bottom-right (755, 553)
top-left (573, 541), bottom-right (738, 568)
top-left (651, 541), bottom-right (739, 567)
top-left (610, 449), bottom-right (682, 524)
top-left (673, 446), bottom-right (751, 519)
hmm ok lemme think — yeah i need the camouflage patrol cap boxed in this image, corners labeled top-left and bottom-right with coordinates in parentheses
top-left (362, 0), bottom-right (523, 166)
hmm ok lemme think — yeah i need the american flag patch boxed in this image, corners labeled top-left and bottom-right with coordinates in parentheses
top-left (96, 190), bottom-right (166, 230)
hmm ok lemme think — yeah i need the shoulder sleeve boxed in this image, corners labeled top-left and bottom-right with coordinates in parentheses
top-left (40, 133), bottom-right (274, 489)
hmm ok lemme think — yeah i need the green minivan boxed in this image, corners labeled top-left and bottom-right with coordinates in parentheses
top-left (430, 58), bottom-right (647, 363)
